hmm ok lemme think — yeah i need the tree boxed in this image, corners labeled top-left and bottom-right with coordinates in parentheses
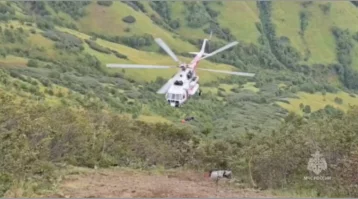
top-left (299, 103), bottom-right (304, 109)
top-left (303, 105), bottom-right (311, 113)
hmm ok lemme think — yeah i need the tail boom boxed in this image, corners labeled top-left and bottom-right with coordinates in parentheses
top-left (191, 39), bottom-right (208, 70)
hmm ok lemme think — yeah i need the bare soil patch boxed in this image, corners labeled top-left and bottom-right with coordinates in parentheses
top-left (47, 168), bottom-right (281, 198)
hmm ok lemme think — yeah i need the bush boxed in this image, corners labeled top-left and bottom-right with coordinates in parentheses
top-left (122, 15), bottom-right (136, 23)
top-left (85, 39), bottom-right (111, 54)
top-left (97, 1), bottom-right (113, 6)
top-left (334, 97), bottom-right (343, 104)
top-left (36, 18), bottom-right (54, 30)
top-left (184, 2), bottom-right (210, 28)
top-left (169, 19), bottom-right (180, 29)
top-left (299, 103), bottom-right (304, 109)
top-left (111, 50), bottom-right (128, 59)
top-left (303, 105), bottom-right (311, 113)
top-left (42, 30), bottom-right (84, 52)
top-left (47, 2), bottom-right (90, 20)
top-left (27, 59), bottom-right (39, 68)
top-left (122, 1), bottom-right (147, 13)
top-left (319, 3), bottom-right (331, 15)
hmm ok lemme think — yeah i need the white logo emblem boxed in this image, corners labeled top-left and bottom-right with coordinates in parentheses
top-left (307, 151), bottom-right (327, 175)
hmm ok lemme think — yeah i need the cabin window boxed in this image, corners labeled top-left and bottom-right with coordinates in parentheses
top-left (167, 93), bottom-right (183, 101)
top-left (187, 71), bottom-right (193, 79)
top-left (174, 80), bottom-right (183, 86)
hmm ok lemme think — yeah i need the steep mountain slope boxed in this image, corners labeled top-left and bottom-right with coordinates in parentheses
top-left (272, 1), bottom-right (358, 65)
top-left (1, 1), bottom-right (358, 197)
top-left (1, 0), bottom-right (358, 134)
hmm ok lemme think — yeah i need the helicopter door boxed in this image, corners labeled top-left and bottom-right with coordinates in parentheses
top-left (184, 90), bottom-right (188, 99)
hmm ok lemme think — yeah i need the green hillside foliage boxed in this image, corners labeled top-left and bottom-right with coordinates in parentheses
top-left (0, 90), bottom-right (357, 197)
top-left (1, 1), bottom-right (358, 197)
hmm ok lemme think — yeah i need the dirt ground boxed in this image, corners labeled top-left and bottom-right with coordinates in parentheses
top-left (47, 168), bottom-right (281, 198)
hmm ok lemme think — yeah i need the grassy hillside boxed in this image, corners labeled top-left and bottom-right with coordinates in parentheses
top-left (78, 1), bottom-right (197, 52)
top-left (277, 91), bottom-right (358, 115)
top-left (209, 1), bottom-right (261, 44)
top-left (272, 1), bottom-right (358, 65)
top-left (1, 0), bottom-right (358, 127)
top-left (0, 0), bottom-right (358, 131)
top-left (1, 1), bottom-right (358, 197)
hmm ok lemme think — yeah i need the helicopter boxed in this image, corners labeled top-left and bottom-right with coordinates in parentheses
top-left (106, 33), bottom-right (255, 107)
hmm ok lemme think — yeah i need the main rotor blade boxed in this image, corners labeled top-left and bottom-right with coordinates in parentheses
top-left (198, 68), bottom-right (255, 77)
top-left (155, 38), bottom-right (180, 63)
top-left (157, 78), bottom-right (174, 94)
top-left (157, 71), bottom-right (182, 94)
top-left (199, 41), bottom-right (239, 60)
top-left (107, 64), bottom-right (175, 69)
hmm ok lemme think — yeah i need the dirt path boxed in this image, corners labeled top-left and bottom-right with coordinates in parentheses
top-left (47, 168), bottom-right (281, 198)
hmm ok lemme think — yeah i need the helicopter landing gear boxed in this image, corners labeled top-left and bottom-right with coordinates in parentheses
top-left (198, 89), bottom-right (202, 96)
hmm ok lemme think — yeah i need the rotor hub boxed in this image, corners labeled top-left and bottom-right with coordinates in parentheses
top-left (179, 62), bottom-right (188, 70)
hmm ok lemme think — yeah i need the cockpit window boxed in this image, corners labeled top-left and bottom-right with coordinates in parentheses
top-left (174, 80), bottom-right (183, 86)
top-left (166, 93), bottom-right (182, 100)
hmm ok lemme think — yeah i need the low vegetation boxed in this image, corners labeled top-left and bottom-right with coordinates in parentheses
top-left (0, 1), bottom-right (358, 197)
top-left (0, 90), bottom-right (357, 197)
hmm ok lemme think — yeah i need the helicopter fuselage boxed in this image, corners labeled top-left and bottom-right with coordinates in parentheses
top-left (106, 35), bottom-right (254, 108)
top-left (165, 64), bottom-right (200, 107)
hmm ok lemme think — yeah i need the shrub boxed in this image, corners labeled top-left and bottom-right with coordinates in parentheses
top-left (85, 39), bottom-right (111, 54)
top-left (122, 15), bottom-right (136, 23)
top-left (111, 50), bottom-right (128, 59)
top-left (334, 97), bottom-right (343, 104)
top-left (97, 1), bottom-right (113, 6)
top-left (303, 105), bottom-right (311, 113)
top-left (27, 59), bottom-right (39, 68)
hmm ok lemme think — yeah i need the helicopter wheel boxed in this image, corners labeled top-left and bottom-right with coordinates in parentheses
top-left (198, 89), bottom-right (202, 96)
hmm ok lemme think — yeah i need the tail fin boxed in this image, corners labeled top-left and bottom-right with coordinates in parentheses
top-left (190, 32), bottom-right (211, 63)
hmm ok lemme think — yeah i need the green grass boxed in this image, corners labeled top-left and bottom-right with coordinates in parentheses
top-left (3, 1), bottom-right (358, 127)
top-left (242, 82), bottom-right (259, 92)
top-left (272, 1), bottom-right (358, 66)
top-left (201, 82), bottom-right (259, 96)
top-left (201, 84), bottom-right (235, 94)
top-left (0, 20), bottom-right (40, 32)
top-left (212, 1), bottom-right (261, 44)
top-left (170, 2), bottom-right (210, 41)
top-left (138, 114), bottom-right (172, 124)
top-left (78, 1), bottom-right (196, 53)
top-left (0, 21), bottom-right (245, 125)
top-left (271, 188), bottom-right (321, 198)
top-left (28, 33), bottom-right (57, 58)
top-left (0, 55), bottom-right (28, 67)
top-left (45, 3), bottom-right (78, 27)
top-left (57, 27), bottom-right (243, 83)
top-left (218, 83), bottom-right (235, 92)
top-left (276, 91), bottom-right (358, 115)
top-left (168, 2), bottom-right (261, 44)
